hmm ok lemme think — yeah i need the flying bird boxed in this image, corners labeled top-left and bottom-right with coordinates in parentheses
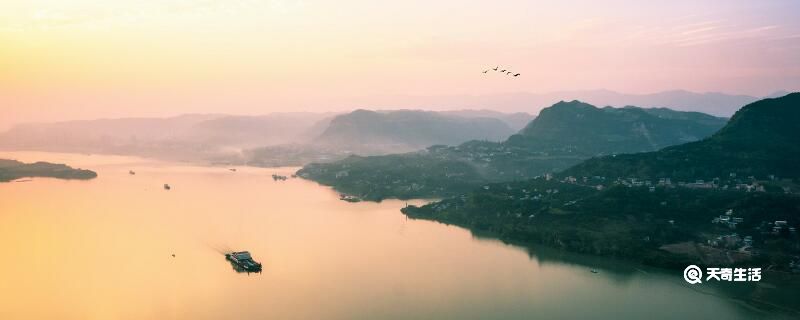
top-left (492, 66), bottom-right (499, 71)
top-left (500, 69), bottom-right (506, 73)
top-left (506, 71), bottom-right (512, 75)
top-left (171, 254), bottom-right (176, 258)
top-left (482, 70), bottom-right (489, 73)
top-left (513, 73), bottom-right (520, 77)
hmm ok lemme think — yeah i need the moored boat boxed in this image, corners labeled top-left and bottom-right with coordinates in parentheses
top-left (339, 194), bottom-right (361, 202)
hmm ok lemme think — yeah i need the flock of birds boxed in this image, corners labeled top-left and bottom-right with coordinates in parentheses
top-left (483, 66), bottom-right (520, 77)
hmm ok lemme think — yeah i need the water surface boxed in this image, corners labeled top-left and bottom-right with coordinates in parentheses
top-left (0, 152), bottom-right (793, 319)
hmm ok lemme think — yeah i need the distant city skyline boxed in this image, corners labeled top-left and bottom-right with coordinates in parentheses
top-left (2, 1), bottom-right (799, 128)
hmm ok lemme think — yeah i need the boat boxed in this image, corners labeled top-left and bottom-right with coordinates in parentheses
top-left (229, 168), bottom-right (237, 172)
top-left (590, 269), bottom-right (599, 274)
top-left (129, 170), bottom-right (136, 175)
top-left (339, 194), bottom-right (361, 203)
top-left (225, 251), bottom-right (262, 273)
top-left (163, 184), bottom-right (171, 190)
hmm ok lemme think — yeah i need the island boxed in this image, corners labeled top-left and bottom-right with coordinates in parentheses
top-left (0, 159), bottom-right (98, 182)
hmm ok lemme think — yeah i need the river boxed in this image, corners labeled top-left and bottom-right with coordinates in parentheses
top-left (0, 152), bottom-right (794, 319)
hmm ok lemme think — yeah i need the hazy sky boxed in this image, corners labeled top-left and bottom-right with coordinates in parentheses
top-left (2, 0), bottom-right (799, 127)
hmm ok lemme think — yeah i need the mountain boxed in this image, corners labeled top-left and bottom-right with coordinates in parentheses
top-left (0, 159), bottom-right (97, 182)
top-left (509, 100), bottom-right (727, 155)
top-left (298, 103), bottom-right (727, 200)
top-left (563, 92), bottom-right (800, 181)
top-left (0, 109), bottom-right (530, 166)
top-left (579, 90), bottom-right (761, 117)
top-left (0, 113), bottom-right (333, 162)
top-left (0, 114), bottom-right (221, 144)
top-left (313, 109), bottom-right (517, 153)
top-left (180, 112), bottom-right (336, 147)
top-left (439, 110), bottom-right (534, 130)
top-left (243, 109), bottom-right (522, 167)
top-left (352, 89), bottom-right (770, 117)
top-left (400, 94), bottom-right (800, 276)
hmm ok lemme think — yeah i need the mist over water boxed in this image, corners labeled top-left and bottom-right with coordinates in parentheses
top-left (0, 152), bottom-right (793, 320)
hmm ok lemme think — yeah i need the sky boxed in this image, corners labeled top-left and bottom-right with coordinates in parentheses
top-left (2, 0), bottom-right (799, 128)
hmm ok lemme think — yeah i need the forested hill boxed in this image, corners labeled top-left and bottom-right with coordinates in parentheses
top-left (563, 92), bottom-right (800, 181)
top-left (298, 102), bottom-right (727, 201)
top-left (508, 100), bottom-right (728, 155)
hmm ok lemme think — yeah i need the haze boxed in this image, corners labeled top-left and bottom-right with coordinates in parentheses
top-left (2, 0), bottom-right (800, 128)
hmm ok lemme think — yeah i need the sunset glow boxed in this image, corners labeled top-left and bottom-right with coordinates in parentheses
top-left (2, 2), bottom-right (800, 319)
top-left (2, 0), bottom-right (799, 126)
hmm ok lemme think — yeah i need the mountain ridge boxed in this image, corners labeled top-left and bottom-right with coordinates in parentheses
top-left (563, 92), bottom-right (800, 181)
top-left (353, 89), bottom-right (783, 117)
top-left (298, 102), bottom-right (728, 200)
top-left (313, 109), bottom-right (517, 153)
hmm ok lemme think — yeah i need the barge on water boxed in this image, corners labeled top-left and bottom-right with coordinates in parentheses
top-left (225, 251), bottom-right (262, 273)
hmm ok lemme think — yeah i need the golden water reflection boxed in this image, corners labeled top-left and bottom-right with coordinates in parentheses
top-left (0, 152), bottom-right (789, 319)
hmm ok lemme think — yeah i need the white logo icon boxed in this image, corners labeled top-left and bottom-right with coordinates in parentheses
top-left (684, 265), bottom-right (703, 284)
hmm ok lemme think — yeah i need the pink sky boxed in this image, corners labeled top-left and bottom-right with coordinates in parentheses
top-left (2, 0), bottom-right (799, 128)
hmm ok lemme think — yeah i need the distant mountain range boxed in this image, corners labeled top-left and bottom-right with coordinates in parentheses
top-left (313, 109), bottom-right (519, 153)
top-left (563, 92), bottom-right (800, 181)
top-left (298, 102), bottom-right (728, 200)
top-left (0, 109), bottom-right (531, 164)
top-left (186, 113), bottom-right (337, 147)
top-left (0, 113), bottom-right (336, 162)
top-left (359, 89), bottom-right (790, 117)
top-left (242, 109), bottom-right (530, 167)
top-left (438, 110), bottom-right (534, 131)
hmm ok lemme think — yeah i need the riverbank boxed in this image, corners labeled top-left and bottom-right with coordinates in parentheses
top-left (400, 178), bottom-right (800, 272)
top-left (401, 204), bottom-right (800, 315)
